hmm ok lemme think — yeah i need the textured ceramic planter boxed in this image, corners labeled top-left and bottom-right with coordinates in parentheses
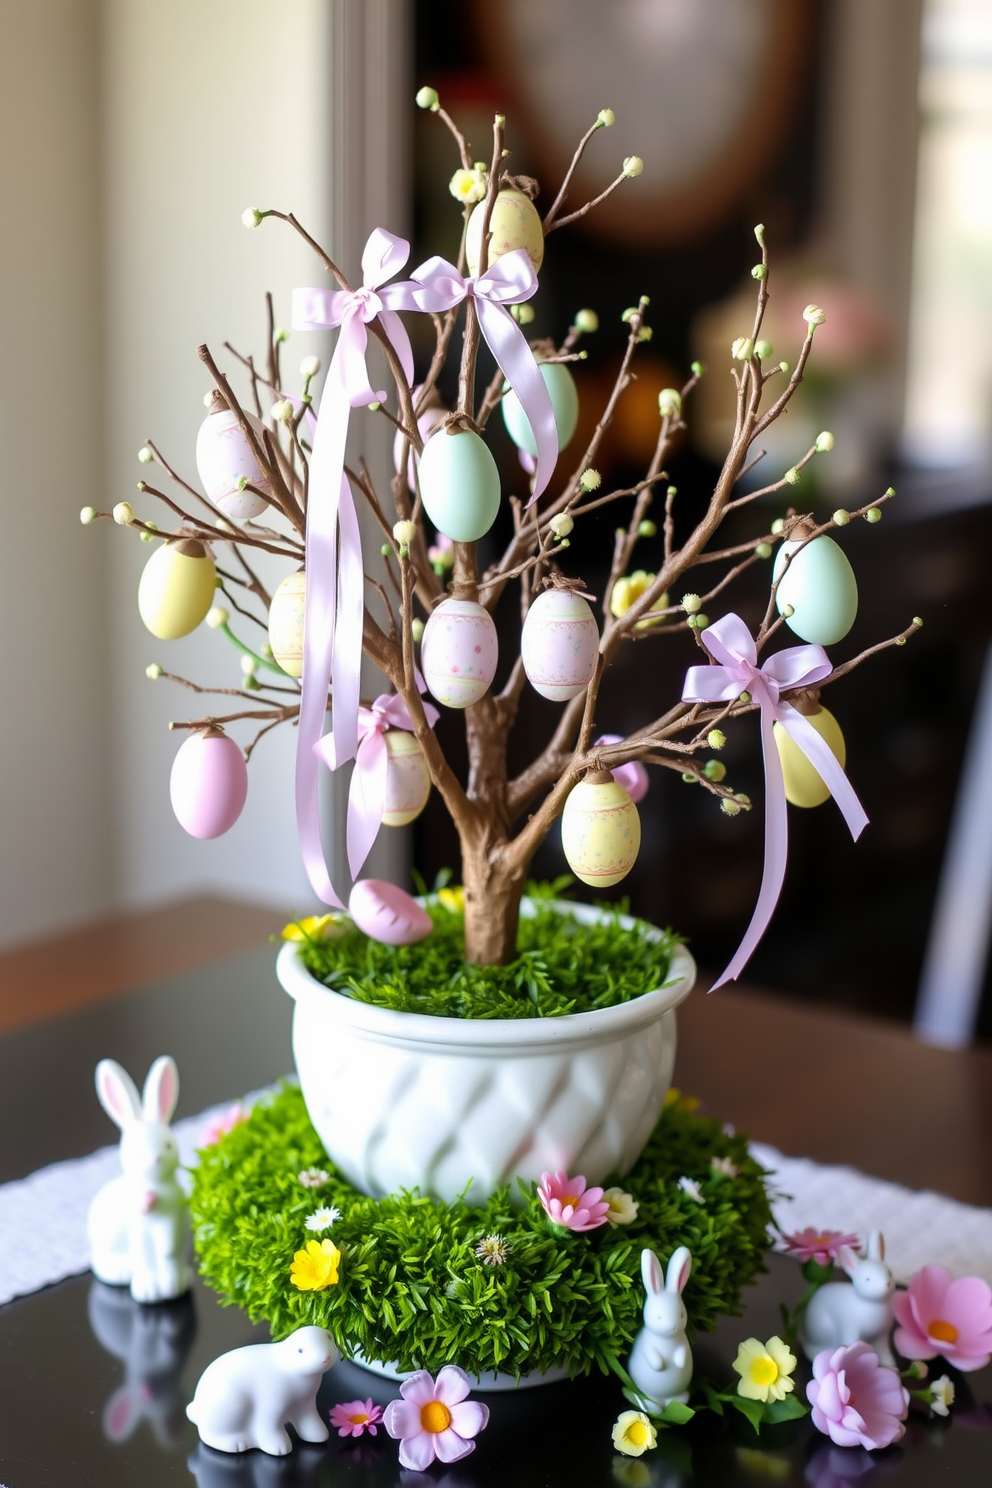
top-left (277, 901), bottom-right (696, 1207)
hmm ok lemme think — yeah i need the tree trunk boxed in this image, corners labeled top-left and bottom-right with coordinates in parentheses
top-left (461, 837), bottom-right (528, 965)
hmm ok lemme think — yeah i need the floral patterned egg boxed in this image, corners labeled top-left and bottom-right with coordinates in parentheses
top-left (421, 598), bottom-right (498, 709)
top-left (774, 535), bottom-right (858, 645)
top-left (773, 706), bottom-right (846, 808)
top-left (465, 188), bottom-right (544, 277)
top-left (521, 589), bottom-right (599, 701)
top-left (170, 728), bottom-right (248, 839)
top-left (138, 539), bottom-right (217, 639)
top-left (268, 569), bottom-right (306, 677)
top-left (382, 731), bottom-right (431, 826)
top-left (502, 363), bottom-right (579, 457)
top-left (418, 429), bottom-right (501, 542)
top-left (196, 404), bottom-right (272, 521)
top-left (560, 774), bottom-right (641, 887)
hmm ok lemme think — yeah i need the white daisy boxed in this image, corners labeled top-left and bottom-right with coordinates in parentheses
top-left (305, 1205), bottom-right (342, 1232)
top-left (298, 1167), bottom-right (330, 1189)
top-left (678, 1176), bottom-right (705, 1204)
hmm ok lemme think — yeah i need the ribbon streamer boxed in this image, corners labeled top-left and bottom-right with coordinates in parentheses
top-left (682, 613), bottom-right (868, 990)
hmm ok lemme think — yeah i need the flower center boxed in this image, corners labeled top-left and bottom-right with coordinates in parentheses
top-left (929, 1319), bottom-right (958, 1344)
top-left (751, 1357), bottom-right (779, 1387)
top-left (420, 1401), bottom-right (452, 1434)
top-left (348, 1412), bottom-right (369, 1425)
top-left (627, 1420), bottom-right (649, 1446)
top-left (563, 1194), bottom-right (580, 1208)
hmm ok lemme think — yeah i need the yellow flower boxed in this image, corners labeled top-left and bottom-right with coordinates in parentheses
top-left (609, 571), bottom-right (668, 627)
top-left (603, 1186), bottom-right (639, 1227)
top-left (290, 1238), bottom-right (341, 1291)
top-left (612, 1410), bottom-right (657, 1457)
top-left (732, 1336), bottom-right (797, 1403)
top-left (437, 886), bottom-right (465, 914)
top-left (449, 167), bottom-right (487, 204)
top-left (281, 914), bottom-right (345, 943)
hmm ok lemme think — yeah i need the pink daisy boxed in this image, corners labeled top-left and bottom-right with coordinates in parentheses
top-left (892, 1264), bottom-right (992, 1372)
top-left (383, 1366), bottom-right (489, 1471)
top-left (329, 1398), bottom-right (383, 1438)
top-left (198, 1102), bottom-right (248, 1147)
top-left (537, 1170), bottom-right (610, 1232)
top-left (807, 1342), bottom-right (909, 1451)
top-left (780, 1228), bottom-right (860, 1266)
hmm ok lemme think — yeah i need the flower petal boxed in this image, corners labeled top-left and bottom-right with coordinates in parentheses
top-left (398, 1431), bottom-right (438, 1472)
top-left (433, 1365), bottom-right (472, 1407)
top-left (448, 1399), bottom-right (489, 1438)
top-left (383, 1399), bottom-right (423, 1439)
top-left (398, 1370), bottom-right (438, 1407)
top-left (432, 1427), bottom-right (476, 1464)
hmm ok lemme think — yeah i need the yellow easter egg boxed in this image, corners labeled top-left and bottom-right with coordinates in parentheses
top-left (268, 569), bottom-right (306, 677)
top-left (465, 189), bottom-right (545, 278)
top-left (773, 706), bottom-right (846, 808)
top-left (382, 730), bottom-right (431, 827)
top-left (137, 539), bottom-right (217, 639)
top-left (560, 776), bottom-right (641, 887)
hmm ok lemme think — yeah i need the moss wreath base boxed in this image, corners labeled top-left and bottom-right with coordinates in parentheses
top-left (190, 1084), bottom-right (773, 1383)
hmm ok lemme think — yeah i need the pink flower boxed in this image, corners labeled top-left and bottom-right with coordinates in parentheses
top-left (329, 1398), bottom-right (383, 1438)
top-left (780, 1228), bottom-right (860, 1266)
top-left (807, 1342), bottom-right (909, 1450)
top-left (199, 1102), bottom-right (248, 1146)
top-left (892, 1264), bottom-right (992, 1372)
top-left (383, 1366), bottom-right (489, 1471)
top-left (537, 1170), bottom-right (610, 1231)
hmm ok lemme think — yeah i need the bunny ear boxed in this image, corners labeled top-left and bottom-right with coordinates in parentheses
top-left (142, 1056), bottom-right (179, 1124)
top-left (104, 1384), bottom-right (141, 1442)
top-left (837, 1244), bottom-right (860, 1276)
top-left (867, 1230), bottom-right (885, 1261)
top-left (95, 1060), bottom-right (142, 1130)
top-left (641, 1247), bottom-right (664, 1296)
top-left (667, 1245), bottom-right (692, 1295)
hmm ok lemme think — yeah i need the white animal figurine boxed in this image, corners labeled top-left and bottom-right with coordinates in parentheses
top-left (87, 1055), bottom-right (193, 1303)
top-left (186, 1326), bottom-right (339, 1455)
top-left (802, 1230), bottom-right (896, 1366)
top-left (627, 1245), bottom-right (694, 1410)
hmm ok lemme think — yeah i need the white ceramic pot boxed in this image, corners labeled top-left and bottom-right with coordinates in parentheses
top-left (277, 901), bottom-right (696, 1206)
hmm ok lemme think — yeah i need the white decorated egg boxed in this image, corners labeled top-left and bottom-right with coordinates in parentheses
top-left (348, 879), bottom-right (433, 945)
top-left (521, 589), bottom-right (599, 701)
top-left (268, 569), bottom-right (306, 677)
top-left (502, 363), bottom-right (579, 457)
top-left (196, 405), bottom-right (272, 521)
top-left (138, 539), bottom-right (217, 639)
top-left (560, 775), bottom-right (641, 887)
top-left (774, 535), bottom-right (858, 645)
top-left (421, 598), bottom-right (498, 709)
top-left (170, 728), bottom-right (248, 839)
top-left (465, 189), bottom-right (544, 278)
top-left (773, 706), bottom-right (846, 809)
top-left (418, 429), bottom-right (501, 542)
top-left (595, 734), bottom-right (650, 804)
top-left (382, 730), bottom-right (431, 826)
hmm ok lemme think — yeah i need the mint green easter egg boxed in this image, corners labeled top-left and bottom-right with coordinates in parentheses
top-left (418, 429), bottom-right (501, 542)
top-left (773, 536), bottom-right (858, 645)
top-left (502, 363), bottom-right (579, 457)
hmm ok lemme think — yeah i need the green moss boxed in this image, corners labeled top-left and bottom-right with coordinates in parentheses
top-left (190, 1085), bottom-right (772, 1379)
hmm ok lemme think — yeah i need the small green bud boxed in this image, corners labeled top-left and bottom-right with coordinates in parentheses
top-left (735, 792), bottom-right (752, 809)
top-left (686, 614), bottom-right (698, 629)
top-left (751, 263), bottom-right (766, 280)
top-left (707, 728), bottom-right (726, 750)
top-left (574, 308), bottom-right (599, 333)
top-left (243, 674), bottom-right (261, 691)
top-left (690, 360), bottom-right (706, 377)
top-left (682, 772), bottom-right (697, 784)
top-left (779, 360), bottom-right (790, 373)
top-left (138, 446), bottom-right (154, 464)
top-left (411, 617), bottom-right (425, 643)
top-left (755, 542), bottom-right (772, 559)
top-left (637, 325), bottom-right (653, 342)
top-left (511, 303), bottom-right (535, 325)
top-left (367, 400), bottom-right (381, 412)
top-left (392, 519), bottom-right (416, 553)
top-left (207, 607), bottom-right (229, 629)
top-left (274, 327), bottom-right (289, 345)
top-left (637, 520), bottom-right (657, 538)
top-left (754, 339), bottom-right (773, 359)
top-left (865, 506), bottom-right (882, 524)
top-left (833, 508), bottom-right (851, 527)
top-left (113, 501), bottom-right (135, 525)
top-left (270, 398), bottom-right (294, 423)
top-left (895, 635), bottom-right (906, 646)
top-left (658, 388), bottom-right (682, 417)
top-left (694, 613), bottom-right (709, 629)
top-left (703, 759), bottom-right (727, 782)
top-left (580, 468), bottom-right (601, 491)
top-left (754, 223), bottom-right (765, 246)
top-left (913, 616), bottom-right (923, 627)
top-left (782, 603), bottom-right (795, 618)
top-left (240, 654), bottom-right (257, 676)
top-left (623, 155), bottom-right (644, 178)
top-left (816, 430), bottom-right (835, 452)
top-left (667, 485), bottom-right (677, 498)
top-left (721, 797), bottom-right (741, 816)
top-left (784, 466), bottom-right (801, 486)
top-left (885, 486), bottom-right (896, 498)
top-left (416, 85), bottom-right (439, 110)
top-left (241, 206), bottom-right (265, 229)
top-left (261, 643), bottom-right (273, 657)
top-left (731, 336), bottom-right (754, 361)
top-left (739, 690), bottom-right (751, 704)
top-left (79, 506), bottom-right (98, 524)
top-left (771, 518), bottom-right (785, 535)
top-left (139, 522), bottom-right (157, 541)
top-left (145, 663), bottom-right (163, 680)
top-left (597, 108), bottom-right (615, 127)
top-left (803, 303), bottom-right (826, 327)
top-left (681, 593), bottom-right (702, 614)
top-left (550, 511), bottom-right (574, 539)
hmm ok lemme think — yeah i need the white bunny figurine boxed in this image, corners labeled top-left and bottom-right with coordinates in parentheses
top-left (627, 1245), bottom-right (694, 1410)
top-left (87, 1055), bottom-right (193, 1303)
top-left (186, 1326), bottom-right (339, 1455)
top-left (802, 1230), bottom-right (896, 1366)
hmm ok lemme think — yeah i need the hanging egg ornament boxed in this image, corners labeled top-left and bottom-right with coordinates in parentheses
top-left (774, 535), bottom-right (858, 645)
top-left (774, 706), bottom-right (847, 809)
top-left (465, 188), bottom-right (544, 278)
top-left (169, 728), bottom-right (248, 839)
top-left (381, 730), bottom-right (431, 826)
top-left (502, 363), bottom-right (579, 457)
top-left (138, 539), bottom-right (217, 639)
top-left (268, 569), bottom-right (306, 677)
top-left (348, 879), bottom-right (433, 946)
top-left (561, 771), bottom-right (641, 887)
top-left (595, 734), bottom-right (650, 804)
top-left (521, 588), bottom-right (599, 701)
top-left (418, 429), bottom-right (501, 542)
top-left (195, 393), bottom-right (272, 521)
top-left (420, 598), bottom-right (498, 709)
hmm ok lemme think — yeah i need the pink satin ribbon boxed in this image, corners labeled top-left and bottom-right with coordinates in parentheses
top-left (682, 613), bottom-right (868, 989)
top-left (291, 228), bottom-right (415, 906)
top-left (391, 248), bottom-right (558, 501)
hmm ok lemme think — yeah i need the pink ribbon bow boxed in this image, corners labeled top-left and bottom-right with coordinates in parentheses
top-left (291, 228), bottom-right (415, 907)
top-left (315, 692), bottom-right (439, 882)
top-left (682, 613), bottom-right (868, 989)
top-left (391, 248), bottom-right (558, 501)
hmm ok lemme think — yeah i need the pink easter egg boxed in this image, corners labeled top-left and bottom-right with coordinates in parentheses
top-left (196, 407), bottom-right (272, 521)
top-left (348, 880), bottom-right (433, 946)
top-left (595, 733), bottom-right (650, 804)
top-left (421, 598), bottom-right (498, 709)
top-left (169, 729), bottom-right (248, 839)
top-left (521, 589), bottom-right (599, 701)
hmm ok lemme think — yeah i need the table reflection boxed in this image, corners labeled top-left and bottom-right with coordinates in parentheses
top-left (88, 1279), bottom-right (197, 1447)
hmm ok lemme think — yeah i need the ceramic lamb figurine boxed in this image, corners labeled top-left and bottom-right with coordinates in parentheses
top-left (87, 1055), bottom-right (193, 1303)
top-left (627, 1245), bottom-right (694, 1409)
top-left (186, 1326), bottom-right (339, 1455)
top-left (802, 1230), bottom-right (896, 1365)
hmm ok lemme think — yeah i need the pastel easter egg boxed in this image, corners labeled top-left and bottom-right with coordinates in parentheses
top-left (773, 706), bottom-right (846, 809)
top-left (138, 539), bottom-right (217, 639)
top-left (418, 429), bottom-right (501, 542)
top-left (170, 728), bottom-right (248, 839)
top-left (195, 405), bottom-right (272, 521)
top-left (268, 569), bottom-right (306, 677)
top-left (774, 535), bottom-right (858, 645)
top-left (521, 589), bottom-right (599, 701)
top-left (348, 879), bottom-right (433, 945)
top-left (466, 189), bottom-right (544, 278)
top-left (392, 389), bottom-right (448, 492)
top-left (382, 730), bottom-right (431, 826)
top-left (421, 598), bottom-right (498, 709)
top-left (502, 363), bottom-right (579, 457)
top-left (595, 734), bottom-right (650, 804)
top-left (561, 776), bottom-right (641, 888)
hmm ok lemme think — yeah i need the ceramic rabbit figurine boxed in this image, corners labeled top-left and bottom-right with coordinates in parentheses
top-left (87, 1055), bottom-right (193, 1303)
top-left (186, 1326), bottom-right (339, 1455)
top-left (627, 1245), bottom-right (694, 1409)
top-left (802, 1230), bottom-right (896, 1365)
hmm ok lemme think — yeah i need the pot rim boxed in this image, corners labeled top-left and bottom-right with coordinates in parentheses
top-left (278, 898), bottom-right (696, 1051)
